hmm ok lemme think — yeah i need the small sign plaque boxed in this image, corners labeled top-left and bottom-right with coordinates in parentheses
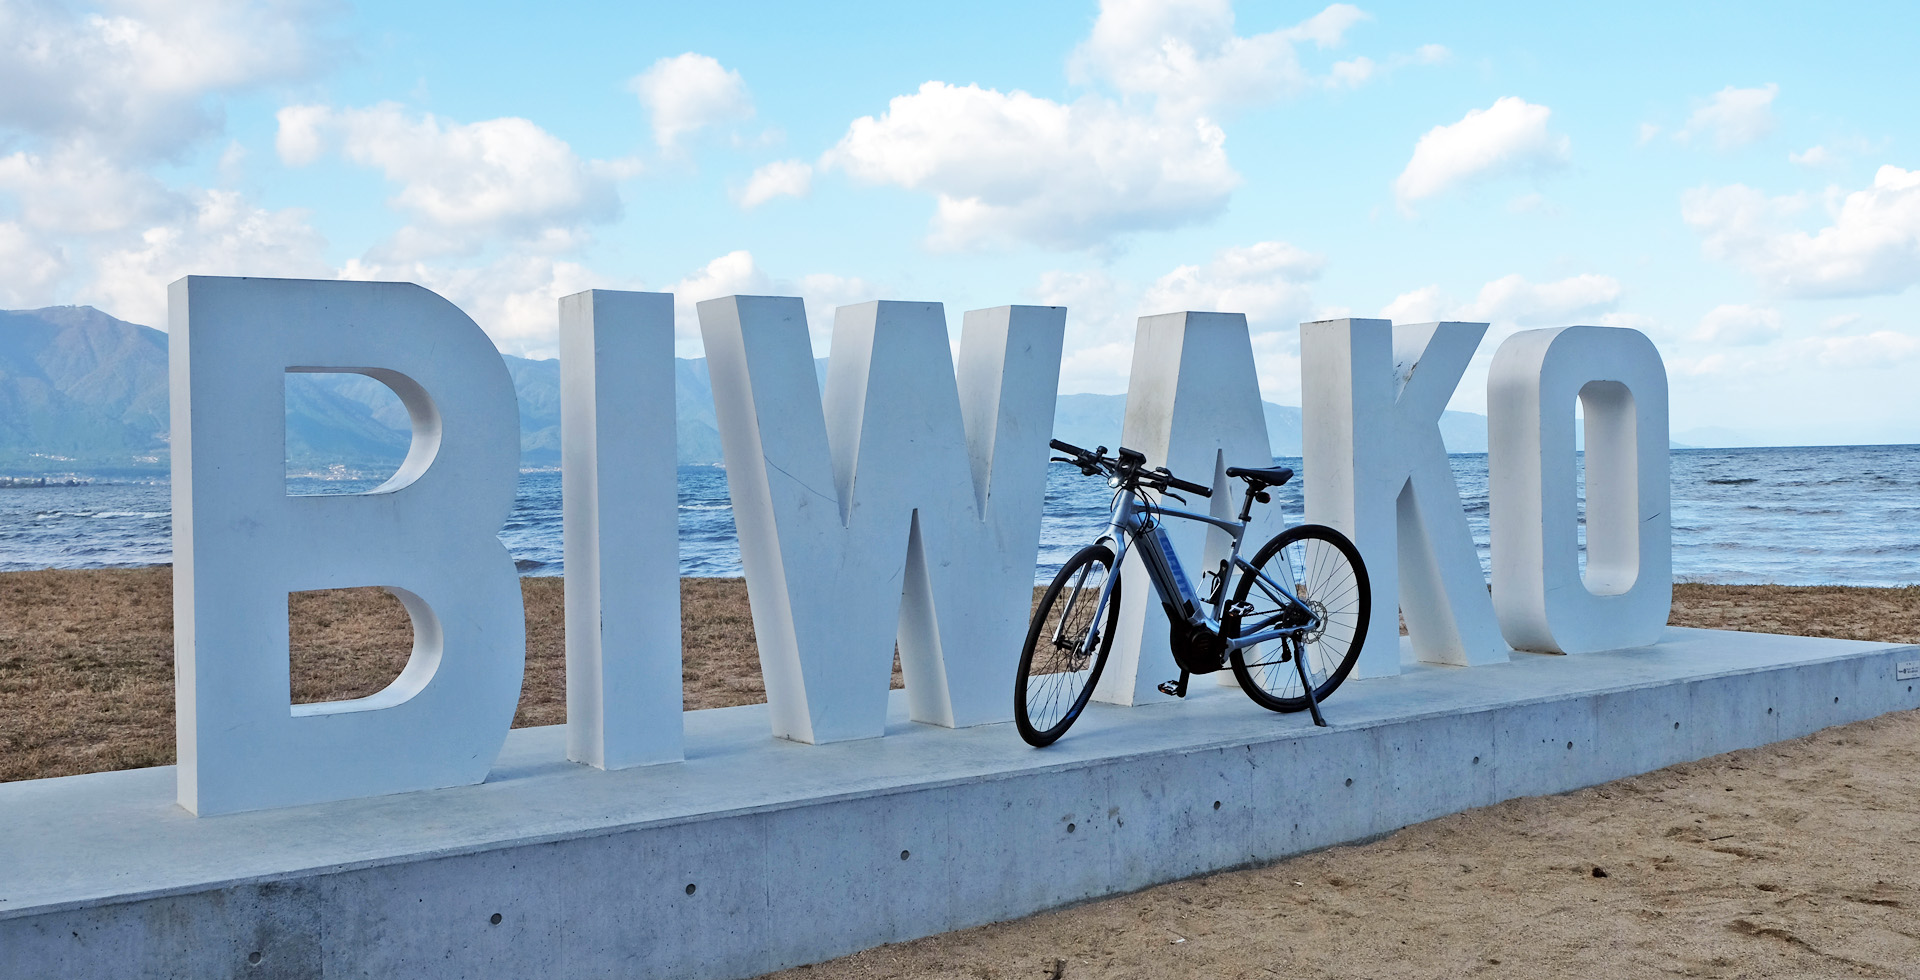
top-left (1897, 661), bottom-right (1920, 681)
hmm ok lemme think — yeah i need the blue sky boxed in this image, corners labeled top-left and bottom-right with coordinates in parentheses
top-left (3, 1), bottom-right (1918, 446)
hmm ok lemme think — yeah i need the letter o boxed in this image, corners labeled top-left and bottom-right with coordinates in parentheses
top-left (1488, 326), bottom-right (1671, 654)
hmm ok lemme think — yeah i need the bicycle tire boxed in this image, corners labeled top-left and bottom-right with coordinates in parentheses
top-left (1015, 543), bottom-right (1122, 746)
top-left (1229, 524), bottom-right (1370, 713)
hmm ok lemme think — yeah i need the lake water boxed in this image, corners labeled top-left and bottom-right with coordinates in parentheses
top-left (4, 445), bottom-right (1918, 586)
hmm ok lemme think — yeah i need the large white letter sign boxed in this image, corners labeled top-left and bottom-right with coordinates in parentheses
top-left (560, 290), bottom-right (681, 770)
top-left (1095, 311), bottom-right (1283, 705)
top-left (1300, 318), bottom-right (1508, 675)
top-left (697, 297), bottom-right (1063, 744)
top-left (170, 276), bottom-right (523, 815)
top-left (1488, 326), bottom-right (1671, 654)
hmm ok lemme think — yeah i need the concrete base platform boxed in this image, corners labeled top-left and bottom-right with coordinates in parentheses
top-left (4, 627), bottom-right (1918, 979)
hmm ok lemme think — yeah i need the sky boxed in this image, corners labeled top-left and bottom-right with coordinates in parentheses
top-left (2, 0), bottom-right (1918, 447)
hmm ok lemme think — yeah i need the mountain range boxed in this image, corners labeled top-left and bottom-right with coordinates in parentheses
top-left (0, 306), bottom-right (1496, 478)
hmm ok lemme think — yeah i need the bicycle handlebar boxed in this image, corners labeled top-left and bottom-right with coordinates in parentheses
top-left (1048, 439), bottom-right (1212, 498)
top-left (1157, 471), bottom-right (1212, 498)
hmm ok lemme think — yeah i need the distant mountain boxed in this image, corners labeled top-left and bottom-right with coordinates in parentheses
top-left (0, 305), bottom-right (1532, 478)
top-left (1053, 393), bottom-right (1490, 458)
top-left (0, 307), bottom-right (170, 475)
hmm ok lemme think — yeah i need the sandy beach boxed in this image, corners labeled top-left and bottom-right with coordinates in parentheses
top-left (3, 570), bottom-right (1917, 976)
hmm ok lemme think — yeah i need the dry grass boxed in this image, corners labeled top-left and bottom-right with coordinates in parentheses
top-left (2, 570), bottom-right (1917, 784)
top-left (1671, 582), bottom-right (1920, 644)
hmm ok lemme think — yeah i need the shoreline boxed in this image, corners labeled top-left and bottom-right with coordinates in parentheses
top-left (3, 569), bottom-right (1918, 784)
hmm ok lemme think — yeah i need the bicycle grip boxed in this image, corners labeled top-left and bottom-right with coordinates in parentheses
top-left (1049, 438), bottom-right (1092, 458)
top-left (1166, 474), bottom-right (1212, 497)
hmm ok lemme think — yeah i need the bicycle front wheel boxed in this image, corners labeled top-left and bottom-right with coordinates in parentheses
top-left (1229, 524), bottom-right (1370, 713)
top-left (1015, 544), bottom-right (1122, 746)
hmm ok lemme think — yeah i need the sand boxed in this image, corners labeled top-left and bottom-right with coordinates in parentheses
top-left (3, 570), bottom-right (1918, 976)
top-left (761, 709), bottom-right (1920, 980)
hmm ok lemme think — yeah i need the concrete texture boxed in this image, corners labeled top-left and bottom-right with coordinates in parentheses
top-left (4, 627), bottom-right (1917, 979)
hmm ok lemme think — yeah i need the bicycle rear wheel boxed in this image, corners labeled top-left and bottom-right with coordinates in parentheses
top-left (1015, 544), bottom-right (1122, 746)
top-left (1229, 524), bottom-right (1370, 713)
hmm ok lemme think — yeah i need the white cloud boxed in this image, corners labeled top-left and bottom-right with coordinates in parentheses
top-left (0, 145), bottom-right (173, 234)
top-left (1139, 240), bottom-right (1322, 329)
top-left (736, 159), bottom-right (812, 209)
top-left (1030, 269), bottom-right (1136, 394)
top-left (275, 103), bottom-right (331, 167)
top-left (1789, 145), bottom-right (1833, 168)
top-left (629, 53), bottom-right (754, 150)
top-left (1394, 97), bottom-right (1569, 205)
top-left (1678, 84), bottom-right (1777, 150)
top-left (1807, 329), bottom-right (1920, 368)
top-left (340, 252), bottom-right (608, 359)
top-left (0, 222), bottom-right (67, 307)
top-left (1068, 0), bottom-right (1371, 113)
top-left (663, 251), bottom-right (884, 356)
top-left (1694, 304), bottom-right (1783, 346)
top-left (1327, 57), bottom-right (1375, 87)
top-left (1379, 284), bottom-right (1447, 323)
top-left (276, 103), bottom-right (625, 257)
top-left (1673, 327), bottom-right (1920, 377)
top-left (87, 189), bottom-right (330, 328)
top-left (1683, 166), bottom-right (1920, 297)
top-left (0, 0), bottom-right (341, 161)
top-left (1470, 273), bottom-right (1620, 325)
top-left (825, 82), bottom-right (1238, 250)
top-left (1380, 273), bottom-right (1622, 332)
top-left (1031, 242), bottom-right (1325, 397)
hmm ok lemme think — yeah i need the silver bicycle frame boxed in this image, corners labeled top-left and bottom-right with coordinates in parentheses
top-left (1075, 482), bottom-right (1319, 660)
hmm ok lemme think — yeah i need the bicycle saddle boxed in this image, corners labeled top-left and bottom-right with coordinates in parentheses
top-left (1225, 465), bottom-right (1294, 488)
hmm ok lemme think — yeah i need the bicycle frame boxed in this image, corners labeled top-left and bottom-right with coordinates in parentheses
top-left (1064, 483), bottom-right (1319, 659)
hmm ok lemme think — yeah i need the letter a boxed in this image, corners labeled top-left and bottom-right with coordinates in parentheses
top-left (1095, 311), bottom-right (1282, 705)
top-left (170, 277), bottom-right (524, 815)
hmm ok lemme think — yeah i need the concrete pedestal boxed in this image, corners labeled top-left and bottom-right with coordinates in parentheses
top-left (4, 627), bottom-right (1916, 979)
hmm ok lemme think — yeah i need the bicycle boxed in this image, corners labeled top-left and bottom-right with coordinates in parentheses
top-left (1014, 439), bottom-right (1372, 747)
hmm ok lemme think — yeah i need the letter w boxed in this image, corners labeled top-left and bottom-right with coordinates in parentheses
top-left (697, 296), bottom-right (1064, 744)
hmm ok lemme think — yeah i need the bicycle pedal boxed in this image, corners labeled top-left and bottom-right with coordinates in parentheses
top-left (1156, 680), bottom-right (1184, 698)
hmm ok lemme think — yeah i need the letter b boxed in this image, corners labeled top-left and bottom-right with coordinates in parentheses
top-left (170, 277), bottom-right (524, 815)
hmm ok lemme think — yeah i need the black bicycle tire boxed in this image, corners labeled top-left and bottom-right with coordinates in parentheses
top-left (1015, 543), bottom-right (1122, 746)
top-left (1229, 523), bottom-right (1370, 713)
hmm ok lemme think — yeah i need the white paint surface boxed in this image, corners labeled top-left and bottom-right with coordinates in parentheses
top-left (1096, 311), bottom-right (1282, 705)
top-left (1489, 326), bottom-right (1672, 654)
top-left (696, 297), bottom-right (1063, 743)
top-left (560, 290), bottom-right (682, 769)
top-left (1300, 318), bottom-right (1509, 675)
top-left (168, 276), bottom-right (524, 815)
